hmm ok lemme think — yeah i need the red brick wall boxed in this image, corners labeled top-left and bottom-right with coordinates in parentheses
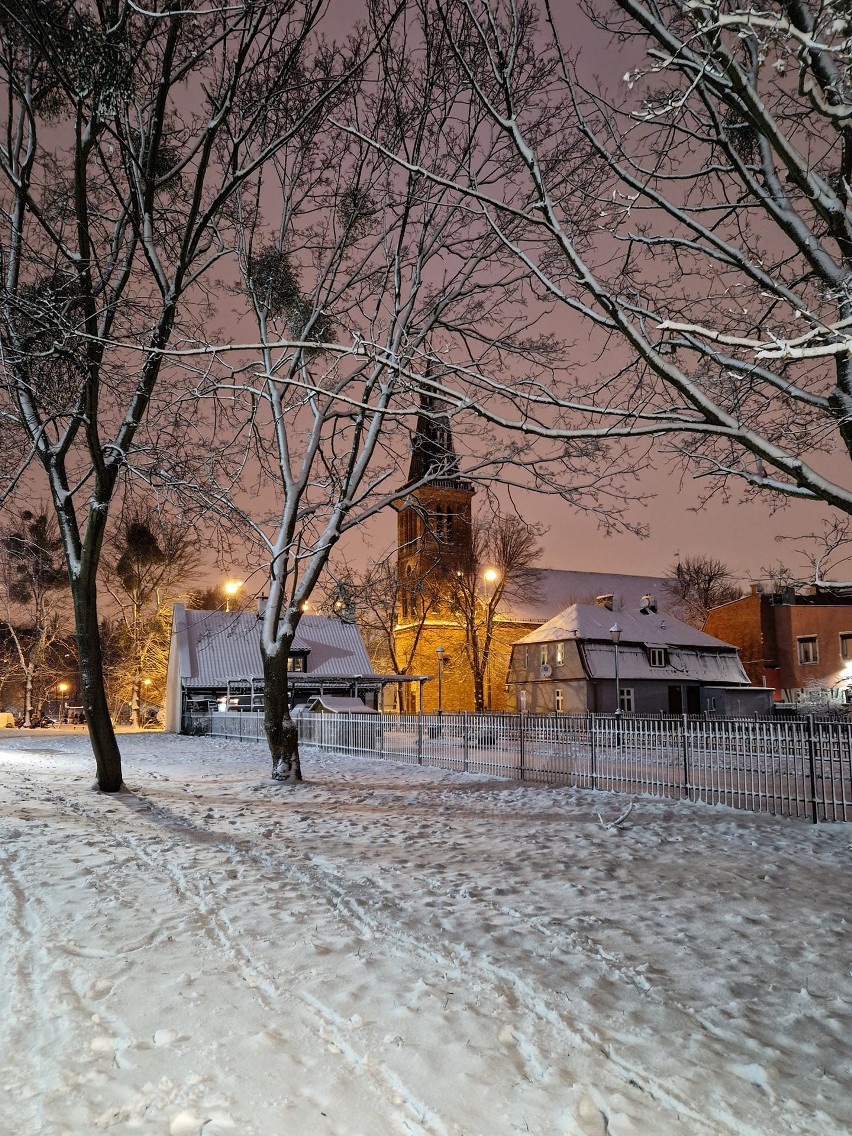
top-left (703, 593), bottom-right (768, 687)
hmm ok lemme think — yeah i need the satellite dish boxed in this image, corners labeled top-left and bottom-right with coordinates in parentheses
top-left (540, 664), bottom-right (552, 678)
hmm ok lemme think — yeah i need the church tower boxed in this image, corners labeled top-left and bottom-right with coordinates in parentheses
top-left (394, 397), bottom-right (474, 710)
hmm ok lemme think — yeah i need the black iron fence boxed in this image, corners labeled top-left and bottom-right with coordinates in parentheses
top-left (189, 710), bottom-right (852, 822)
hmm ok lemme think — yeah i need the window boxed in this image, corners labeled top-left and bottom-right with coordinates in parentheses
top-left (798, 636), bottom-right (819, 665)
top-left (555, 642), bottom-right (564, 665)
top-left (648, 647), bottom-right (668, 668)
top-left (841, 634), bottom-right (852, 660)
top-left (554, 688), bottom-right (564, 712)
top-left (540, 645), bottom-right (548, 667)
top-left (287, 655), bottom-right (306, 672)
top-left (619, 687), bottom-right (634, 713)
top-left (523, 645), bottom-right (529, 668)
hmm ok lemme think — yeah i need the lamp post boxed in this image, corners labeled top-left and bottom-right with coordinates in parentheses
top-left (482, 568), bottom-right (500, 711)
top-left (223, 579), bottom-right (243, 612)
top-left (57, 681), bottom-right (69, 724)
top-left (609, 624), bottom-right (622, 716)
top-left (436, 646), bottom-right (445, 717)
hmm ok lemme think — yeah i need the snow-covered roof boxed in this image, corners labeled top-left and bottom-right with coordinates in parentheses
top-left (172, 606), bottom-right (374, 689)
top-left (514, 602), bottom-right (737, 650)
top-left (305, 696), bottom-right (378, 714)
top-left (581, 644), bottom-right (749, 684)
top-left (497, 570), bottom-right (670, 624)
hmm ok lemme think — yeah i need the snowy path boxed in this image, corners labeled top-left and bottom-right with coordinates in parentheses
top-left (0, 731), bottom-right (849, 1135)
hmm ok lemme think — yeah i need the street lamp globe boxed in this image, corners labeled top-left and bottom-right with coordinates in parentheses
top-left (223, 578), bottom-right (243, 611)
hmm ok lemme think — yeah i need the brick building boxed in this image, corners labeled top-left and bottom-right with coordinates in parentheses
top-left (393, 403), bottom-right (670, 712)
top-left (703, 585), bottom-right (852, 705)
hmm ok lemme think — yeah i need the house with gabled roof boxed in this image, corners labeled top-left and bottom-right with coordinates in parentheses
top-left (392, 397), bottom-right (678, 712)
top-left (505, 600), bottom-right (772, 716)
top-left (165, 604), bottom-right (417, 732)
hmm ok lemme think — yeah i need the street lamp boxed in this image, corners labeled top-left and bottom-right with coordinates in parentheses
top-left (609, 624), bottom-right (623, 716)
top-left (436, 646), bottom-right (445, 716)
top-left (57, 681), bottom-right (69, 722)
top-left (223, 578), bottom-right (243, 611)
top-left (482, 569), bottom-right (500, 710)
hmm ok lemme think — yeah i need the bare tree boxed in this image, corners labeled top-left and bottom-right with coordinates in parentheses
top-left (171, 8), bottom-right (584, 782)
top-left (0, 0), bottom-right (391, 789)
top-left (347, 0), bottom-right (852, 523)
top-left (0, 510), bottom-right (68, 726)
top-left (444, 513), bottom-right (542, 712)
top-left (103, 510), bottom-right (199, 727)
top-left (760, 518), bottom-right (852, 589)
top-left (664, 555), bottom-right (743, 627)
top-left (324, 555), bottom-right (441, 709)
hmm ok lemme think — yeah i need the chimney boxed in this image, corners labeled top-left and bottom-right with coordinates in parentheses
top-left (639, 593), bottom-right (657, 614)
top-left (596, 594), bottom-right (614, 611)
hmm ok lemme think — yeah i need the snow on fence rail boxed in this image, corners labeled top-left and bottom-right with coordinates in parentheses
top-left (196, 710), bottom-right (852, 823)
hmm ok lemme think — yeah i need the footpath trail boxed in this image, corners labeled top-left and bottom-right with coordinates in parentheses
top-left (0, 730), bottom-right (849, 1136)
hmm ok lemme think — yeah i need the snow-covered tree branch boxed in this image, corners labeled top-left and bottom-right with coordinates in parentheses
top-left (342, 0), bottom-right (852, 520)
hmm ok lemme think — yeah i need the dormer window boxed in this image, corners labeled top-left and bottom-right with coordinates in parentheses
top-left (648, 647), bottom-right (668, 668)
top-left (287, 652), bottom-right (308, 672)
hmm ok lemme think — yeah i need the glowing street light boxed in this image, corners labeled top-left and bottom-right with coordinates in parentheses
top-left (223, 579), bottom-right (243, 611)
top-left (57, 681), bottom-right (70, 723)
top-left (482, 570), bottom-right (500, 710)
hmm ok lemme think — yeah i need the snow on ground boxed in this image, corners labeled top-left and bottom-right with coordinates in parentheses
top-left (0, 729), bottom-right (850, 1136)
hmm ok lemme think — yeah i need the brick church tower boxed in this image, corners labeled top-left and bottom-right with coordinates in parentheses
top-left (394, 398), bottom-right (475, 711)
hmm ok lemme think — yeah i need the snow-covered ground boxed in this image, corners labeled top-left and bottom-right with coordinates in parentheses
top-left (0, 729), bottom-right (849, 1136)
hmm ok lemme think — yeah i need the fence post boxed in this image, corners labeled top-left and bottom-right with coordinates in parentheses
top-left (519, 712), bottom-right (526, 781)
top-left (681, 713), bottom-right (690, 799)
top-left (806, 714), bottom-right (819, 824)
top-left (378, 713), bottom-right (384, 760)
top-left (417, 712), bottom-right (423, 765)
top-left (463, 712), bottom-right (469, 772)
top-left (588, 712), bottom-right (597, 789)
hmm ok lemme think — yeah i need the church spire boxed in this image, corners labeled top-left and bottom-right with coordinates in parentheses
top-left (407, 393), bottom-right (470, 490)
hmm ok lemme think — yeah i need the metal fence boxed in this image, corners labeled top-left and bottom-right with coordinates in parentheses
top-left (193, 710), bottom-right (852, 822)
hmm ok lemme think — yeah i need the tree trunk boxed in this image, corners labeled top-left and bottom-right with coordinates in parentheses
top-left (473, 671), bottom-right (485, 714)
top-left (130, 671), bottom-right (141, 728)
top-left (23, 668), bottom-right (33, 728)
top-left (263, 649), bottom-right (302, 783)
top-left (74, 577), bottom-right (123, 792)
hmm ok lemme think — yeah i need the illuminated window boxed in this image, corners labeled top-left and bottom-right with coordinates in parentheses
top-left (540, 645), bottom-right (548, 667)
top-left (555, 688), bottom-right (564, 712)
top-left (797, 637), bottom-right (818, 665)
top-left (555, 642), bottom-right (564, 665)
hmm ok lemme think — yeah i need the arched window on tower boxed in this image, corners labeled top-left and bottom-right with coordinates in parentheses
top-left (435, 505), bottom-right (454, 544)
top-left (400, 564), bottom-right (414, 620)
